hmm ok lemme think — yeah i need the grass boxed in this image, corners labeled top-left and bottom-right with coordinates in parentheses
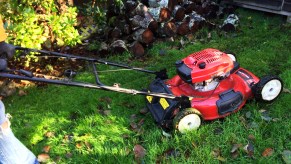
top-left (3, 8), bottom-right (291, 163)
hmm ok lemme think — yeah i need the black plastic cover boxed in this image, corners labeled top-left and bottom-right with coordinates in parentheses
top-left (146, 79), bottom-right (179, 124)
top-left (175, 60), bottom-right (192, 84)
top-left (216, 89), bottom-right (243, 115)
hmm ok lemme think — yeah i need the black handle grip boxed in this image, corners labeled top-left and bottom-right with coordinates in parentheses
top-left (19, 69), bottom-right (33, 78)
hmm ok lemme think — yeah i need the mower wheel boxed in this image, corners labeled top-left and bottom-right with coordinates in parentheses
top-left (173, 108), bottom-right (201, 133)
top-left (253, 75), bottom-right (283, 102)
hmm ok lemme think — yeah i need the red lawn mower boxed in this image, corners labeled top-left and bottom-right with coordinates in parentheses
top-left (0, 47), bottom-right (283, 134)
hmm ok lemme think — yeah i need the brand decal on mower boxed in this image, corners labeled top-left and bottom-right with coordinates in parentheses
top-left (146, 96), bottom-right (153, 103)
top-left (159, 98), bottom-right (169, 110)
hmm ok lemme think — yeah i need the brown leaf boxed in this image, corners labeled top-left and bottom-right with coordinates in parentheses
top-left (231, 144), bottom-right (242, 159)
top-left (213, 127), bottom-right (223, 135)
top-left (139, 107), bottom-right (149, 114)
top-left (216, 156), bottom-right (227, 162)
top-left (125, 147), bottom-right (131, 155)
top-left (45, 131), bottom-right (55, 138)
top-left (239, 116), bottom-right (248, 128)
top-left (138, 118), bottom-right (145, 126)
top-left (42, 145), bottom-right (51, 153)
top-left (76, 142), bottom-right (82, 149)
top-left (84, 141), bottom-right (92, 150)
top-left (65, 152), bottom-right (73, 158)
top-left (20, 80), bottom-right (32, 86)
top-left (37, 153), bottom-right (50, 162)
top-left (103, 110), bottom-right (111, 116)
top-left (262, 148), bottom-right (273, 157)
top-left (160, 148), bottom-right (180, 159)
top-left (130, 114), bottom-right (137, 122)
top-left (134, 144), bottom-right (146, 159)
top-left (130, 122), bottom-right (138, 130)
top-left (99, 97), bottom-right (112, 103)
top-left (18, 90), bottom-right (27, 96)
top-left (211, 148), bottom-right (221, 158)
top-left (231, 150), bottom-right (240, 159)
top-left (248, 134), bottom-right (256, 141)
top-left (191, 142), bottom-right (197, 148)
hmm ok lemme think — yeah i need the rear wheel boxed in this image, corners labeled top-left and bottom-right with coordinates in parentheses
top-left (253, 75), bottom-right (283, 102)
top-left (173, 108), bottom-right (201, 133)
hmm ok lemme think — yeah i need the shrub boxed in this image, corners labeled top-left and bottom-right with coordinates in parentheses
top-left (0, 0), bottom-right (81, 57)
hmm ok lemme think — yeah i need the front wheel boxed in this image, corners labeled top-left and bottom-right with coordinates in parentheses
top-left (173, 108), bottom-right (202, 133)
top-left (253, 75), bottom-right (283, 102)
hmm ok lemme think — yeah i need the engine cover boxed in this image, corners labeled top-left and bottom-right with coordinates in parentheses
top-left (176, 48), bottom-right (234, 84)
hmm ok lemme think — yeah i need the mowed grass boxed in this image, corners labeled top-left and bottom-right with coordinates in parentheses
top-left (3, 8), bottom-right (291, 163)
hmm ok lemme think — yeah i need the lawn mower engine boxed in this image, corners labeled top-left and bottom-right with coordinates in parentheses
top-left (146, 48), bottom-right (283, 134)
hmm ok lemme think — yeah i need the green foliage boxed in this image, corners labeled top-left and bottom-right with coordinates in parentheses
top-left (76, 0), bottom-right (124, 26)
top-left (0, 0), bottom-right (81, 56)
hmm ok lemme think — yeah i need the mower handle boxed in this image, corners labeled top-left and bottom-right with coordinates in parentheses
top-left (15, 46), bottom-right (168, 79)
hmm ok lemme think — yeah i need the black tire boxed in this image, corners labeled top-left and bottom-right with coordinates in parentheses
top-left (173, 108), bottom-right (202, 133)
top-left (253, 75), bottom-right (283, 102)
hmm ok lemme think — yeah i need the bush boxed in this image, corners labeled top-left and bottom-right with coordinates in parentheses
top-left (0, 0), bottom-right (81, 50)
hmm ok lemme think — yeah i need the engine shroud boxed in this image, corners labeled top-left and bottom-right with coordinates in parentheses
top-left (176, 48), bottom-right (234, 84)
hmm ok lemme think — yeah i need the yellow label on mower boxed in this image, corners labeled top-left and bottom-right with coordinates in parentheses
top-left (159, 98), bottom-right (169, 110)
top-left (146, 96), bottom-right (153, 103)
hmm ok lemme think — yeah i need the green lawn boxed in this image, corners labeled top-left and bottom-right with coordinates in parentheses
top-left (3, 8), bottom-right (291, 163)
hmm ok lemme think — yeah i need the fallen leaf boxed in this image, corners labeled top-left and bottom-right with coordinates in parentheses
top-left (130, 114), bottom-right (137, 122)
top-left (248, 134), bottom-right (256, 141)
top-left (211, 148), bottom-right (221, 158)
top-left (45, 131), bottom-right (55, 138)
top-left (84, 141), bottom-right (92, 150)
top-left (216, 156), bottom-right (227, 162)
top-left (260, 110), bottom-right (272, 121)
top-left (239, 116), bottom-right (248, 128)
top-left (65, 152), bottom-right (73, 158)
top-left (37, 153), bottom-right (50, 162)
top-left (139, 107), bottom-right (149, 114)
top-left (249, 121), bottom-right (259, 129)
top-left (259, 109), bottom-right (267, 113)
top-left (283, 88), bottom-right (291, 94)
top-left (162, 148), bottom-right (180, 159)
top-left (130, 122), bottom-right (138, 130)
top-left (18, 90), bottom-right (27, 96)
top-left (272, 117), bottom-right (280, 122)
top-left (103, 110), bottom-right (111, 116)
top-left (213, 127), bottom-right (223, 135)
top-left (134, 144), bottom-right (146, 159)
top-left (20, 80), bottom-right (32, 86)
top-left (99, 97), bottom-right (112, 103)
top-left (231, 150), bottom-right (240, 159)
top-left (262, 148), bottom-right (273, 157)
top-left (122, 134), bottom-right (130, 139)
top-left (244, 142), bottom-right (254, 158)
top-left (76, 142), bottom-right (82, 149)
top-left (159, 49), bottom-right (166, 56)
top-left (191, 142), bottom-right (197, 148)
top-left (138, 118), bottom-right (145, 126)
top-left (245, 111), bottom-right (252, 119)
top-left (231, 144), bottom-right (242, 153)
top-left (42, 145), bottom-right (51, 153)
top-left (125, 147), bottom-right (131, 155)
top-left (207, 32), bottom-right (212, 39)
top-left (282, 150), bottom-right (291, 164)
